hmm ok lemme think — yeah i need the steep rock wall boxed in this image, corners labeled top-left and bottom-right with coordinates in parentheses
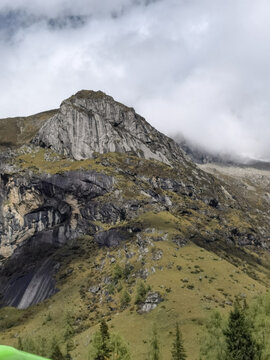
top-left (0, 169), bottom-right (115, 308)
top-left (34, 90), bottom-right (189, 165)
top-left (0, 170), bottom-right (114, 258)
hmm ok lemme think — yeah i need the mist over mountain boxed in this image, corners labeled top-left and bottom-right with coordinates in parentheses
top-left (174, 133), bottom-right (270, 169)
top-left (1, 0), bottom-right (270, 161)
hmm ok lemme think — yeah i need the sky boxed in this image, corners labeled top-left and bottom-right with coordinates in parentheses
top-left (1, 0), bottom-right (270, 160)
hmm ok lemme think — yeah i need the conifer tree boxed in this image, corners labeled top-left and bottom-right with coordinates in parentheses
top-left (148, 327), bottom-right (160, 360)
top-left (89, 319), bottom-right (111, 360)
top-left (100, 319), bottom-right (109, 338)
top-left (224, 301), bottom-right (261, 360)
top-left (171, 323), bottom-right (186, 360)
top-left (135, 282), bottom-right (148, 304)
top-left (65, 352), bottom-right (72, 360)
top-left (120, 289), bottom-right (131, 309)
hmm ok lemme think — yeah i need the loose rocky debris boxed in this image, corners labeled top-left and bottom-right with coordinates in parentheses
top-left (138, 292), bottom-right (164, 313)
top-left (88, 285), bottom-right (100, 294)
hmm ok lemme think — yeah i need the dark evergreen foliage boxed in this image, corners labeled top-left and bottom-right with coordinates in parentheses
top-left (91, 319), bottom-right (111, 360)
top-left (120, 289), bottom-right (131, 308)
top-left (100, 319), bottom-right (109, 340)
top-left (171, 323), bottom-right (186, 360)
top-left (224, 301), bottom-right (261, 360)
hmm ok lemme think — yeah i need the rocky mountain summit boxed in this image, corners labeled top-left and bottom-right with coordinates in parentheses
top-left (33, 90), bottom-right (189, 166)
top-left (0, 90), bottom-right (269, 312)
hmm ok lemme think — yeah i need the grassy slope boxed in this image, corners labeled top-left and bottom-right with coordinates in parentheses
top-left (1, 237), bottom-right (270, 360)
top-left (1, 151), bottom-right (270, 359)
top-left (0, 110), bottom-right (57, 148)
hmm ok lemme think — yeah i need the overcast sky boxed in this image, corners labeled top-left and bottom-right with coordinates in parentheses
top-left (1, 0), bottom-right (270, 160)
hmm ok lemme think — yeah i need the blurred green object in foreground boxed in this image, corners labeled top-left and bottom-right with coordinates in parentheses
top-left (0, 345), bottom-right (51, 359)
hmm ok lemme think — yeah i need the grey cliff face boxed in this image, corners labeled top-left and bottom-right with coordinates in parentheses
top-left (0, 170), bottom-right (115, 308)
top-left (0, 170), bottom-right (114, 258)
top-left (2, 257), bottom-right (57, 309)
top-left (34, 90), bottom-right (188, 165)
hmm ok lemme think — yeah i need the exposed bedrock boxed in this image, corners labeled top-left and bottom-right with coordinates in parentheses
top-left (1, 257), bottom-right (57, 310)
top-left (0, 170), bottom-right (114, 258)
top-left (0, 235), bottom-right (60, 309)
top-left (0, 169), bottom-right (115, 308)
top-left (33, 90), bottom-right (189, 166)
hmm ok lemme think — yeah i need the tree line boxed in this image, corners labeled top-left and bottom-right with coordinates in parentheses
top-left (200, 296), bottom-right (270, 360)
top-left (88, 319), bottom-right (186, 360)
top-left (17, 319), bottom-right (186, 360)
top-left (18, 293), bottom-right (270, 360)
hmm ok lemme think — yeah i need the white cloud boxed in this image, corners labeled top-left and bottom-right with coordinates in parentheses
top-left (1, 0), bottom-right (270, 160)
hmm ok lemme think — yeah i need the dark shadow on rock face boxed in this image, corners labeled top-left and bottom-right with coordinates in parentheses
top-left (94, 228), bottom-right (130, 247)
top-left (0, 170), bottom-right (115, 309)
top-left (0, 238), bottom-right (59, 309)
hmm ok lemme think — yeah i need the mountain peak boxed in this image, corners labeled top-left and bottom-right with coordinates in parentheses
top-left (66, 89), bottom-right (114, 104)
top-left (33, 90), bottom-right (188, 164)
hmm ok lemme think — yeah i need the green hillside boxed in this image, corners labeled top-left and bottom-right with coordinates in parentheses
top-left (1, 232), bottom-right (270, 359)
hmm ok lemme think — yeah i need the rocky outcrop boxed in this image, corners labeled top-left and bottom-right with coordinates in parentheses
top-left (94, 229), bottom-right (130, 247)
top-left (0, 170), bottom-right (114, 259)
top-left (33, 90), bottom-right (189, 166)
top-left (1, 258), bottom-right (57, 309)
top-left (138, 292), bottom-right (164, 313)
top-left (0, 169), bottom-right (115, 308)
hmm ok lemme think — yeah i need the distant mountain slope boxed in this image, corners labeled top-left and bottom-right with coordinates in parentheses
top-left (0, 110), bottom-right (57, 149)
top-left (174, 133), bottom-right (270, 170)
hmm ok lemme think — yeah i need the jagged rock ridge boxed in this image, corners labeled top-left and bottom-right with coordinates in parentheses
top-left (33, 90), bottom-right (189, 165)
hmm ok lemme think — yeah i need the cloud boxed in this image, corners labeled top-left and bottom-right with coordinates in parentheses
top-left (0, 0), bottom-right (270, 160)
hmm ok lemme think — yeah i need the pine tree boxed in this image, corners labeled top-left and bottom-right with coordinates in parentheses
top-left (64, 312), bottom-right (75, 341)
top-left (135, 282), bottom-right (148, 304)
top-left (171, 323), bottom-right (186, 360)
top-left (89, 319), bottom-right (111, 360)
top-left (37, 337), bottom-right (47, 357)
top-left (100, 319), bottom-right (111, 359)
top-left (100, 319), bottom-right (110, 344)
top-left (120, 289), bottom-right (131, 309)
top-left (148, 327), bottom-right (160, 360)
top-left (21, 338), bottom-right (36, 354)
top-left (224, 301), bottom-right (261, 360)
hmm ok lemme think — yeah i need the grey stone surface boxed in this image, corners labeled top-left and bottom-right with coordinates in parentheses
top-left (0, 170), bottom-right (114, 258)
top-left (88, 285), bottom-right (100, 294)
top-left (94, 229), bottom-right (129, 247)
top-left (139, 292), bottom-right (164, 313)
top-left (2, 258), bottom-right (57, 310)
top-left (34, 90), bottom-right (189, 166)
